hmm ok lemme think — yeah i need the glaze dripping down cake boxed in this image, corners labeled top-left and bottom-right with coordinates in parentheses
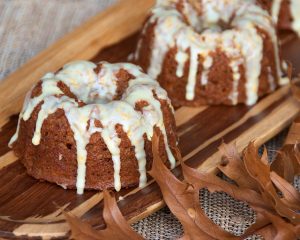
top-left (9, 61), bottom-right (178, 194)
top-left (134, 0), bottom-right (289, 107)
top-left (267, 0), bottom-right (300, 36)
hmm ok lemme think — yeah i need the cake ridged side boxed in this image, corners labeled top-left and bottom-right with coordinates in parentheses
top-left (10, 61), bottom-right (177, 194)
top-left (135, 0), bottom-right (288, 106)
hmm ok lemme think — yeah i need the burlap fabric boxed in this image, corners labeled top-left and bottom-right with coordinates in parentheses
top-left (133, 130), bottom-right (288, 240)
top-left (0, 1), bottom-right (293, 239)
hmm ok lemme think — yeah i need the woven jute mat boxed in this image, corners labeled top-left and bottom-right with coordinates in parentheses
top-left (0, 1), bottom-right (295, 239)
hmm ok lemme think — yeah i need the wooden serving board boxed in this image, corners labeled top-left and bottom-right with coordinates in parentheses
top-left (0, 1), bottom-right (300, 239)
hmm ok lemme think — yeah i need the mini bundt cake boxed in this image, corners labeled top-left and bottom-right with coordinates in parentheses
top-left (9, 61), bottom-right (177, 194)
top-left (266, 0), bottom-right (300, 36)
top-left (134, 0), bottom-right (289, 106)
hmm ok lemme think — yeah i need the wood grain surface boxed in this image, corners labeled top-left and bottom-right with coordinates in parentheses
top-left (0, 1), bottom-right (299, 239)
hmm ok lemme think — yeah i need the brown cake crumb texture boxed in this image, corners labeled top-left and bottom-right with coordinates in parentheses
top-left (11, 62), bottom-right (178, 192)
top-left (134, 0), bottom-right (289, 107)
top-left (260, 0), bottom-right (297, 32)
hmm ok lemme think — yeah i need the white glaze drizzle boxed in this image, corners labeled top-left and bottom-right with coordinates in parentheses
top-left (201, 56), bottom-right (213, 85)
top-left (65, 106), bottom-right (91, 194)
top-left (290, 0), bottom-right (300, 36)
top-left (228, 61), bottom-right (241, 105)
top-left (137, 0), bottom-right (286, 105)
top-left (147, 7), bottom-right (182, 79)
top-left (175, 51), bottom-right (188, 78)
top-left (271, 0), bottom-right (300, 36)
top-left (271, 0), bottom-right (283, 24)
top-left (240, 2), bottom-right (284, 88)
top-left (186, 47), bottom-right (200, 100)
top-left (267, 67), bottom-right (276, 92)
top-left (32, 96), bottom-right (77, 145)
top-left (9, 61), bottom-right (176, 194)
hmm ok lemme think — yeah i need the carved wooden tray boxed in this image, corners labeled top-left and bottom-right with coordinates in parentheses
top-left (0, 1), bottom-right (299, 239)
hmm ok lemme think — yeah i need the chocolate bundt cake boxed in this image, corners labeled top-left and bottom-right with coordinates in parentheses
top-left (267, 0), bottom-right (300, 36)
top-left (134, 0), bottom-right (289, 106)
top-left (9, 61), bottom-right (177, 194)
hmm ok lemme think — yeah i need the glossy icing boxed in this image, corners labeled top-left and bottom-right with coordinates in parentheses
top-left (290, 0), bottom-right (300, 36)
top-left (136, 0), bottom-right (287, 105)
top-left (271, 0), bottom-right (300, 36)
top-left (9, 61), bottom-right (176, 194)
top-left (271, 0), bottom-right (283, 24)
